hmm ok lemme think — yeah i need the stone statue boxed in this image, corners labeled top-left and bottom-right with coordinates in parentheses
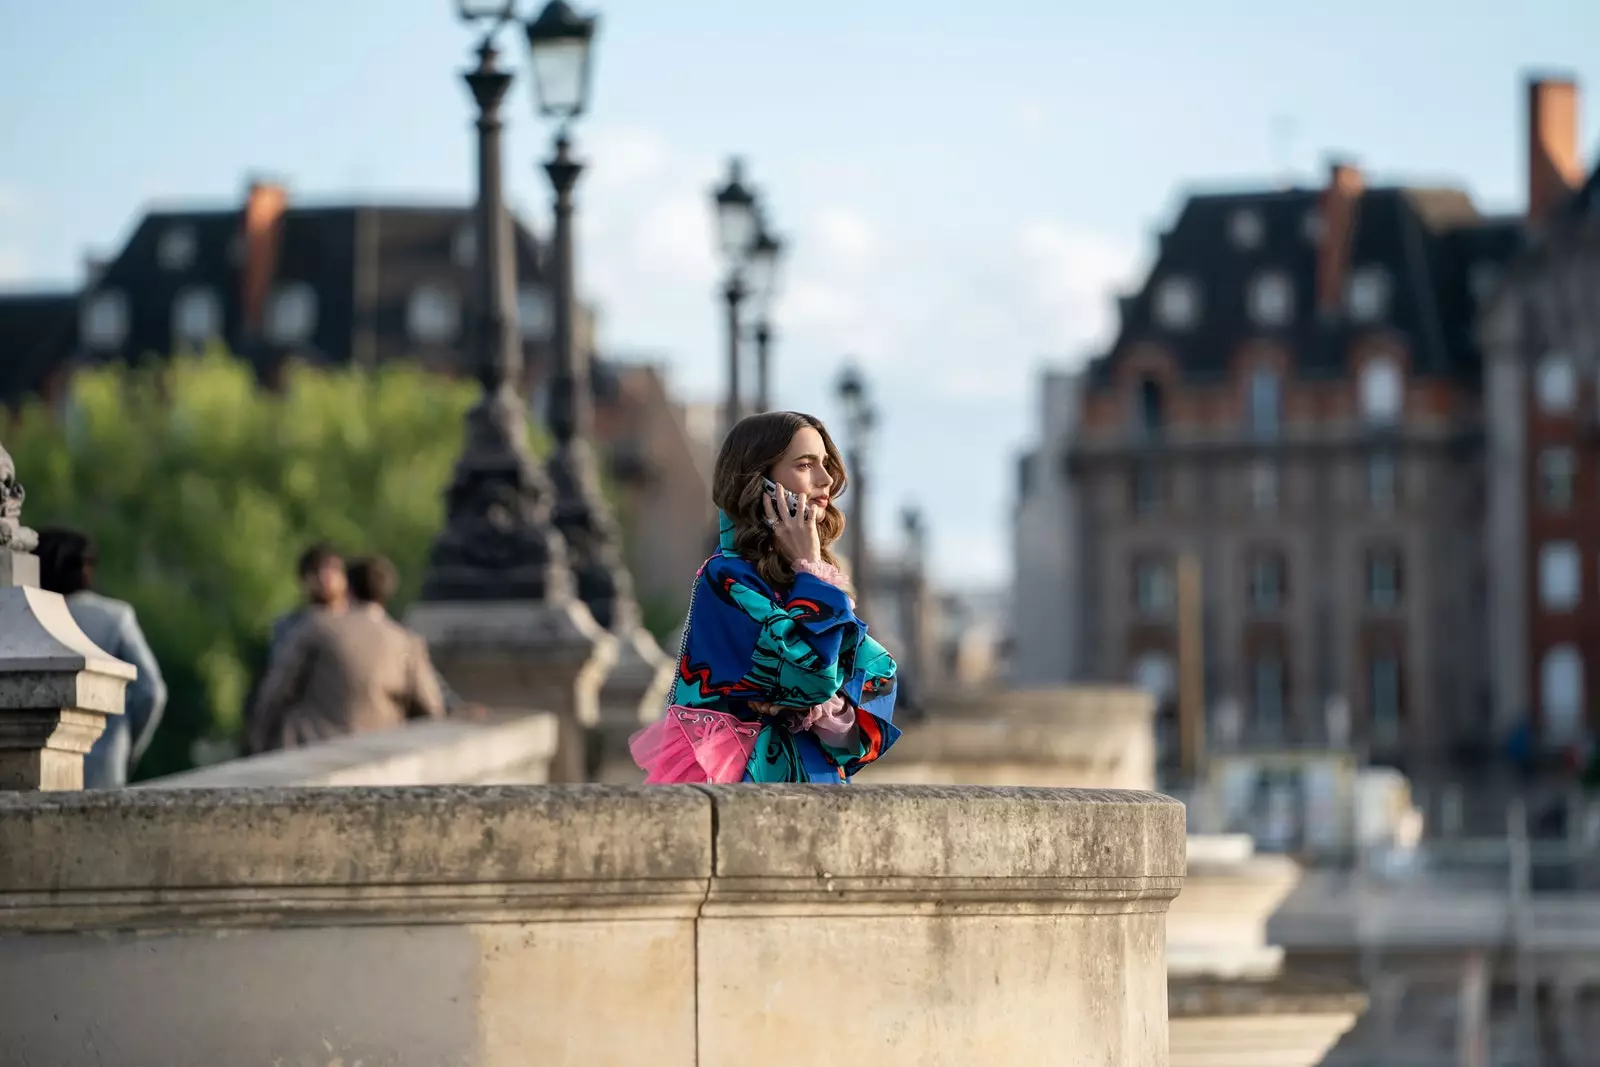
top-left (0, 442), bottom-right (38, 554)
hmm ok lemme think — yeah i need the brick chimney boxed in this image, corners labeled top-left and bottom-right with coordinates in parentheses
top-left (1527, 76), bottom-right (1582, 218)
top-left (240, 179), bottom-right (287, 335)
top-left (1315, 158), bottom-right (1364, 316)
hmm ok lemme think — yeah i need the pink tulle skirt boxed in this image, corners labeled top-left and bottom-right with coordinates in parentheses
top-left (630, 706), bottom-right (762, 784)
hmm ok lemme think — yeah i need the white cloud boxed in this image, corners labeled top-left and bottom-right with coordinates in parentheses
top-left (811, 206), bottom-right (880, 273)
top-left (1015, 219), bottom-right (1144, 354)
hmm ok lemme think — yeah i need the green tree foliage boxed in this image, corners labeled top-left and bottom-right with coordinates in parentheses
top-left (2, 350), bottom-right (546, 778)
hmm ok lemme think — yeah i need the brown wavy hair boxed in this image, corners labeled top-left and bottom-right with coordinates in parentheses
top-left (712, 411), bottom-right (849, 591)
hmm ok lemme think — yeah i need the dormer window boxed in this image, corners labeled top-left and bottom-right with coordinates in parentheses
top-left (265, 282), bottom-right (318, 346)
top-left (173, 286), bottom-right (222, 345)
top-left (407, 283), bottom-right (460, 343)
top-left (1347, 266), bottom-right (1392, 323)
top-left (157, 226), bottom-right (197, 272)
top-left (1229, 209), bottom-right (1264, 250)
top-left (1302, 210), bottom-right (1325, 244)
top-left (1154, 276), bottom-right (1199, 331)
top-left (1248, 270), bottom-right (1294, 328)
top-left (81, 290), bottom-right (129, 351)
top-left (1535, 351), bottom-right (1576, 414)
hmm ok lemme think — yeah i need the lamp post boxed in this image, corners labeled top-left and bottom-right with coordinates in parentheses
top-left (521, 0), bottom-right (633, 632)
top-left (836, 362), bottom-right (876, 602)
top-left (712, 159), bottom-right (758, 436)
top-left (525, 0), bottom-right (671, 768)
top-left (420, 0), bottom-right (570, 603)
top-left (746, 223), bottom-right (783, 413)
top-left (408, 1), bottom-right (619, 785)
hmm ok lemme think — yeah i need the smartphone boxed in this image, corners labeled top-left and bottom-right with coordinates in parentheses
top-left (762, 477), bottom-right (802, 518)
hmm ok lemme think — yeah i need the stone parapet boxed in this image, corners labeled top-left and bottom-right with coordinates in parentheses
top-left (140, 715), bottom-right (560, 789)
top-left (870, 686), bottom-right (1157, 791)
top-left (0, 784), bottom-right (1184, 1067)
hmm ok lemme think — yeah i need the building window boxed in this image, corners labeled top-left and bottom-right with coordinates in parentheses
top-left (1366, 549), bottom-right (1402, 611)
top-left (80, 290), bottom-right (129, 350)
top-left (1133, 559), bottom-right (1176, 617)
top-left (1248, 552), bottom-right (1285, 612)
top-left (452, 225), bottom-right (477, 270)
top-left (518, 286), bottom-right (554, 341)
top-left (1535, 352), bottom-right (1577, 414)
top-left (1302, 210), bottom-right (1325, 244)
top-left (1154, 276), bottom-right (1200, 331)
top-left (156, 225), bottom-right (197, 272)
top-left (1347, 266), bottom-right (1391, 323)
top-left (1130, 462), bottom-right (1163, 516)
top-left (1370, 652), bottom-right (1401, 748)
top-left (1252, 653), bottom-right (1287, 738)
top-left (1130, 652), bottom-right (1177, 706)
top-left (1367, 452), bottom-right (1397, 511)
top-left (407, 284), bottom-right (461, 343)
top-left (1247, 270), bottom-right (1294, 328)
top-left (1248, 461), bottom-right (1279, 514)
top-left (172, 286), bottom-right (222, 344)
top-left (1538, 447), bottom-right (1576, 511)
top-left (1134, 378), bottom-right (1165, 437)
top-left (1539, 541), bottom-right (1581, 611)
top-left (1230, 209), bottom-right (1264, 250)
top-left (1541, 645), bottom-right (1584, 744)
top-left (1247, 367), bottom-right (1281, 439)
top-left (1358, 357), bottom-right (1403, 425)
top-left (265, 282), bottom-right (318, 346)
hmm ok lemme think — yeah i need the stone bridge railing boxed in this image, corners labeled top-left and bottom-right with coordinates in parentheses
top-left (0, 783), bottom-right (1185, 1067)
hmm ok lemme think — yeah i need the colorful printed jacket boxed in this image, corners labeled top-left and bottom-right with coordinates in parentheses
top-left (669, 513), bottom-right (901, 783)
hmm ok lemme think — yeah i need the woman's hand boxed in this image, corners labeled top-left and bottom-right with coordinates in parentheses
top-left (764, 484), bottom-right (821, 565)
top-left (747, 700), bottom-right (782, 717)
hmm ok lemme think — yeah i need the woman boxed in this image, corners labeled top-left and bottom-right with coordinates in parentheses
top-left (631, 411), bottom-right (900, 783)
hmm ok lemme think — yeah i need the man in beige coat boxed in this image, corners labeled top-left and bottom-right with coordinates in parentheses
top-left (250, 556), bottom-right (446, 752)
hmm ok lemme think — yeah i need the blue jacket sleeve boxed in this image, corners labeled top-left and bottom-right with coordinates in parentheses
top-left (702, 558), bottom-right (859, 709)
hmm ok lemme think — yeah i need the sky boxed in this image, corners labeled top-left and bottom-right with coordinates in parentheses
top-left (3, 1), bottom-right (1599, 589)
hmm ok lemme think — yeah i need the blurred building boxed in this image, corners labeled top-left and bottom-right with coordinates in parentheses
top-left (0, 179), bottom-right (713, 610)
top-left (1015, 76), bottom-right (1598, 784)
top-left (1482, 78), bottom-right (1600, 754)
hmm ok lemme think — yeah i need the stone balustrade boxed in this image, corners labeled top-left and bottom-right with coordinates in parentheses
top-left (142, 714), bottom-right (560, 788)
top-left (0, 783), bottom-right (1185, 1067)
top-left (866, 686), bottom-right (1157, 791)
top-left (1168, 835), bottom-right (1365, 1067)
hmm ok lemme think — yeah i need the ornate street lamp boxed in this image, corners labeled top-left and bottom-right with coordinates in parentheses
top-left (517, 0), bottom-right (638, 639)
top-left (835, 362), bottom-right (876, 599)
top-left (524, 0), bottom-right (598, 124)
top-left (712, 159), bottom-right (759, 435)
top-left (420, 1), bottom-right (569, 602)
top-left (745, 222), bottom-right (784, 413)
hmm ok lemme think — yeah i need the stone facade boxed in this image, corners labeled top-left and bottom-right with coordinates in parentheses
top-left (1482, 120), bottom-right (1600, 750)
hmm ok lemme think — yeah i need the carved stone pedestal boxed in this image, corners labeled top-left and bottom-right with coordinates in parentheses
top-left (0, 586), bottom-right (134, 791)
top-left (593, 624), bottom-right (672, 779)
top-left (406, 598), bottom-right (616, 784)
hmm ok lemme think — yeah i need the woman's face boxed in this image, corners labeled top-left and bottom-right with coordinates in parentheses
top-left (768, 426), bottom-right (835, 511)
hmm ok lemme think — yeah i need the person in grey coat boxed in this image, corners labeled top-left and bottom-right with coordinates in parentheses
top-left (35, 527), bottom-right (168, 788)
